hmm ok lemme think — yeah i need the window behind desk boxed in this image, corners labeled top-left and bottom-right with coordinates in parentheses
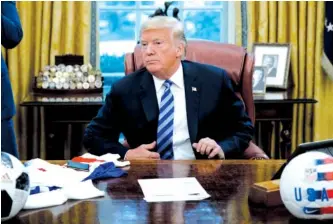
top-left (97, 1), bottom-right (234, 86)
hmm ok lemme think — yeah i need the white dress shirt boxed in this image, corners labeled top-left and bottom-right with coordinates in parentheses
top-left (152, 64), bottom-right (196, 160)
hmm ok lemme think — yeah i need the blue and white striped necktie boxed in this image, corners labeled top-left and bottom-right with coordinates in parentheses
top-left (157, 80), bottom-right (174, 159)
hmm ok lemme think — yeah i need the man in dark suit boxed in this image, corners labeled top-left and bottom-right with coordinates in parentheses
top-left (1, 1), bottom-right (23, 158)
top-left (253, 68), bottom-right (265, 92)
top-left (83, 16), bottom-right (254, 160)
top-left (262, 55), bottom-right (277, 77)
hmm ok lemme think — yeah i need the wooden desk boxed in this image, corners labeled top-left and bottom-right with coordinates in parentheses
top-left (9, 160), bottom-right (309, 224)
top-left (20, 90), bottom-right (316, 160)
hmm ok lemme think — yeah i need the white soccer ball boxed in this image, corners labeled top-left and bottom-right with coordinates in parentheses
top-left (280, 151), bottom-right (333, 220)
top-left (1, 152), bottom-right (30, 221)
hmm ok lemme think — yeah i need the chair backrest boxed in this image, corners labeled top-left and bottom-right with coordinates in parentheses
top-left (124, 40), bottom-right (255, 124)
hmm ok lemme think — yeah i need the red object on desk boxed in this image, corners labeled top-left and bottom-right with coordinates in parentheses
top-left (71, 157), bottom-right (105, 163)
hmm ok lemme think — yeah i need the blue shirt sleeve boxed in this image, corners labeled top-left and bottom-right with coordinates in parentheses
top-left (1, 1), bottom-right (23, 49)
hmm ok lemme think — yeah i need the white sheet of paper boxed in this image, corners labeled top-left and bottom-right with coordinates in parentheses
top-left (138, 177), bottom-right (210, 202)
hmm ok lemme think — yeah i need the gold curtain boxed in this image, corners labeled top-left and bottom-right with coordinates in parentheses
top-left (246, 1), bottom-right (333, 155)
top-left (2, 1), bottom-right (91, 159)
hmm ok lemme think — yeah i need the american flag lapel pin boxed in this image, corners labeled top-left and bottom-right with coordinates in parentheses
top-left (192, 87), bottom-right (197, 92)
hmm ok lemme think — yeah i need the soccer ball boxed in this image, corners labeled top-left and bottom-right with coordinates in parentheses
top-left (1, 152), bottom-right (30, 221)
top-left (280, 151), bottom-right (333, 220)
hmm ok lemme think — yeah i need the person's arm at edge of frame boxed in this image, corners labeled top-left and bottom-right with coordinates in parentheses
top-left (1, 1), bottom-right (23, 49)
top-left (217, 69), bottom-right (254, 158)
top-left (83, 83), bottom-right (128, 159)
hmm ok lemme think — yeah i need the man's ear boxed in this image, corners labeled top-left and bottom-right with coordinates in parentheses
top-left (176, 42), bottom-right (185, 58)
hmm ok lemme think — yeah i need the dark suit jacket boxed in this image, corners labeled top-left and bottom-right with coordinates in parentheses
top-left (83, 61), bottom-right (254, 159)
top-left (1, 1), bottom-right (23, 120)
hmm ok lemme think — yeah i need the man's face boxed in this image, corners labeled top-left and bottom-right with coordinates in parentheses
top-left (140, 28), bottom-right (183, 79)
top-left (263, 57), bottom-right (274, 68)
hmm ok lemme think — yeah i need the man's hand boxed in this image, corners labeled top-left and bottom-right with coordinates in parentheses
top-left (124, 141), bottom-right (160, 160)
top-left (192, 138), bottom-right (225, 159)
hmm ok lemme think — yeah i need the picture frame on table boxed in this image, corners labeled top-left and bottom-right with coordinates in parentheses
top-left (252, 66), bottom-right (267, 95)
top-left (253, 43), bottom-right (291, 89)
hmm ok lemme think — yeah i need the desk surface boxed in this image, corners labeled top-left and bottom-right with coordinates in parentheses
top-left (20, 89), bottom-right (317, 107)
top-left (10, 160), bottom-right (313, 224)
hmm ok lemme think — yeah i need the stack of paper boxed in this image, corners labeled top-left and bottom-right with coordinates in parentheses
top-left (138, 177), bottom-right (210, 202)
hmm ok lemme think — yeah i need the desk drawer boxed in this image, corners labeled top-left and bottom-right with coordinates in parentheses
top-left (255, 104), bottom-right (293, 121)
top-left (44, 106), bottom-right (101, 122)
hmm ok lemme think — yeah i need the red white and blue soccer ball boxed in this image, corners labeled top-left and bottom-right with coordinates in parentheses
top-left (280, 151), bottom-right (333, 220)
top-left (1, 152), bottom-right (30, 221)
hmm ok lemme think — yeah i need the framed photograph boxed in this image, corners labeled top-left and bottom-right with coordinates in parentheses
top-left (253, 43), bottom-right (291, 89)
top-left (252, 66), bottom-right (267, 95)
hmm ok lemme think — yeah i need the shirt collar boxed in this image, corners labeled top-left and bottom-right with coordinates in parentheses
top-left (152, 63), bottom-right (184, 92)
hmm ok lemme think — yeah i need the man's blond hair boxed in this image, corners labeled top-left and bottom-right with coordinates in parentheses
top-left (140, 16), bottom-right (187, 58)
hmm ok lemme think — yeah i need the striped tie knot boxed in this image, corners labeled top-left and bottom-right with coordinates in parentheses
top-left (163, 80), bottom-right (173, 89)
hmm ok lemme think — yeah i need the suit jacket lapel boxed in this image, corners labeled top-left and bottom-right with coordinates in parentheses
top-left (140, 71), bottom-right (159, 123)
top-left (182, 61), bottom-right (200, 143)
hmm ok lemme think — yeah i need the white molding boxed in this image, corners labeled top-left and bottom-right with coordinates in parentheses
top-left (227, 1), bottom-right (236, 44)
